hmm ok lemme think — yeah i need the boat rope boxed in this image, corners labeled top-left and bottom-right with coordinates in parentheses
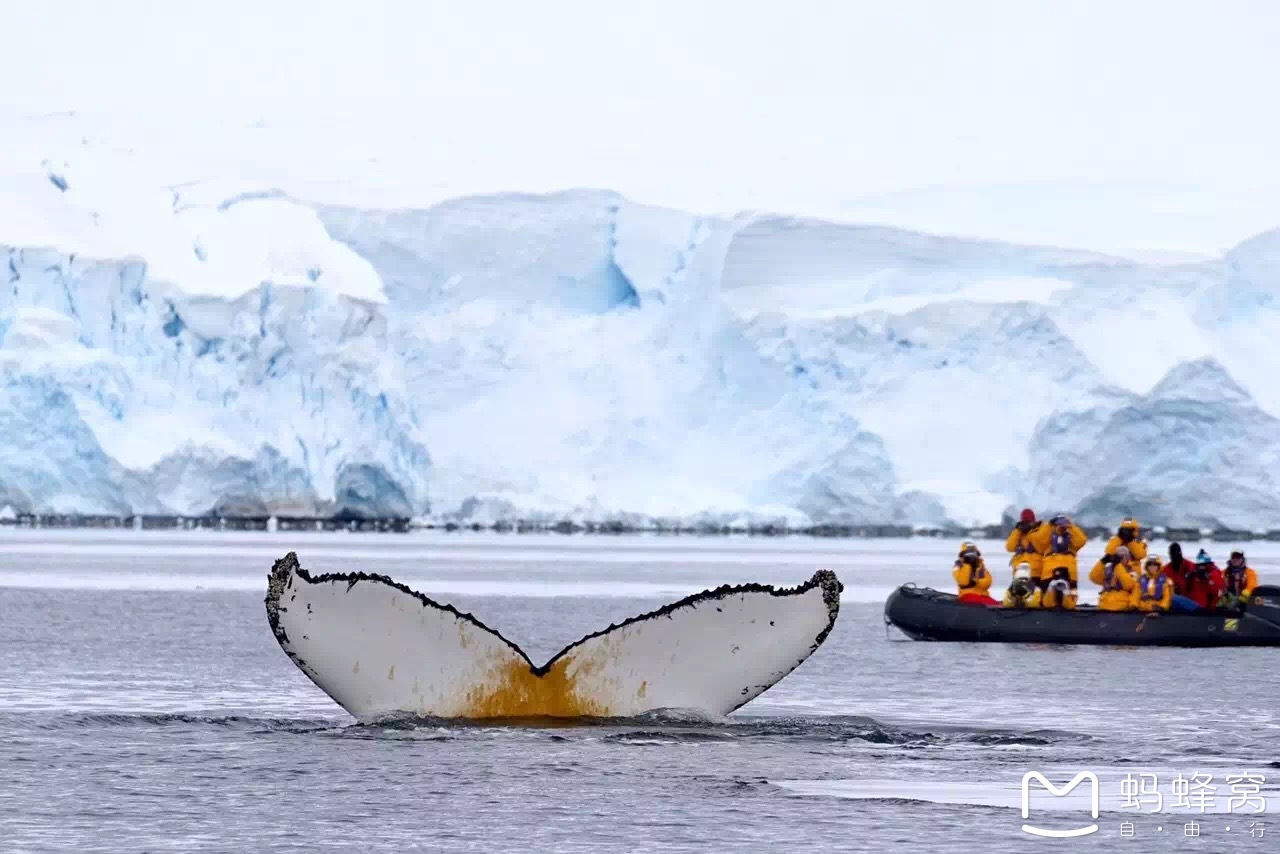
top-left (1135, 612), bottom-right (1162, 633)
top-left (883, 612), bottom-right (911, 641)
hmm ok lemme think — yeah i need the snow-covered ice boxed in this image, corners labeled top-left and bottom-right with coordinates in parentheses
top-left (4, 118), bottom-right (1280, 528)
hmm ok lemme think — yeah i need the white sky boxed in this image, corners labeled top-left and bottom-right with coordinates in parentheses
top-left (3, 0), bottom-right (1279, 253)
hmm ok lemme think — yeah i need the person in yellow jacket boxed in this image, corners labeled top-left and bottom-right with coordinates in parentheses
top-left (1041, 569), bottom-right (1077, 609)
top-left (953, 542), bottom-right (996, 604)
top-left (1088, 545), bottom-right (1137, 611)
top-left (1002, 562), bottom-right (1041, 608)
top-left (1132, 556), bottom-right (1174, 612)
top-left (1005, 508), bottom-right (1044, 583)
top-left (1028, 514), bottom-right (1089, 591)
top-left (1104, 517), bottom-right (1147, 563)
top-left (1219, 550), bottom-right (1260, 608)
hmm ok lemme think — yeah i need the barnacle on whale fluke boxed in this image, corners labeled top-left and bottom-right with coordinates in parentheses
top-left (265, 552), bottom-right (842, 721)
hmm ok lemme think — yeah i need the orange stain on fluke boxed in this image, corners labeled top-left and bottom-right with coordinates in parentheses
top-left (460, 656), bottom-right (608, 718)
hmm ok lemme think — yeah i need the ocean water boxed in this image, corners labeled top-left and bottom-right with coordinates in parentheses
top-left (1, 531), bottom-right (1276, 852)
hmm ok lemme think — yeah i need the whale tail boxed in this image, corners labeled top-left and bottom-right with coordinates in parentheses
top-left (266, 552), bottom-right (842, 721)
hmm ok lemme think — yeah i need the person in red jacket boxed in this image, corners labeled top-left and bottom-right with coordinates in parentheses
top-left (1179, 549), bottom-right (1226, 611)
top-left (1163, 542), bottom-right (1203, 613)
top-left (1162, 542), bottom-right (1194, 588)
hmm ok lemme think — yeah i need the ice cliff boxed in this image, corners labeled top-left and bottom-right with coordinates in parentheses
top-left (3, 154), bottom-right (1280, 527)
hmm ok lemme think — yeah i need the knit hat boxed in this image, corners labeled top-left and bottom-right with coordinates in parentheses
top-left (1196, 549), bottom-right (1212, 565)
top-left (1019, 508), bottom-right (1036, 524)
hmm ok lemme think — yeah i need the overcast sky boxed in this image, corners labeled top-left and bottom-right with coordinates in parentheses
top-left (4, 0), bottom-right (1279, 250)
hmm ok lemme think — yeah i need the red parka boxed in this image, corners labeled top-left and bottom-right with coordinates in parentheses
top-left (1170, 560), bottom-right (1225, 609)
top-left (1162, 558), bottom-right (1196, 593)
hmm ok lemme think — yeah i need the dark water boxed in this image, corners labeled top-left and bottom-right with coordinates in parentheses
top-left (1, 533), bottom-right (1277, 852)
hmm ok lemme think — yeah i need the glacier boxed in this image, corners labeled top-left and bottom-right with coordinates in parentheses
top-left (4, 150), bottom-right (1280, 527)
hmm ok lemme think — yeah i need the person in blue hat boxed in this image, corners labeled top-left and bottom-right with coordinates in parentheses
top-left (1163, 543), bottom-right (1197, 612)
top-left (1176, 548), bottom-right (1225, 611)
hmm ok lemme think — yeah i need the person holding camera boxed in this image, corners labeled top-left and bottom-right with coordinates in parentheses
top-left (1005, 508), bottom-right (1044, 587)
top-left (1181, 549), bottom-right (1226, 611)
top-left (1103, 517), bottom-right (1147, 563)
top-left (1027, 513), bottom-right (1088, 600)
top-left (1163, 547), bottom-right (1225, 612)
top-left (1002, 562), bottom-right (1041, 608)
top-left (1089, 545), bottom-right (1138, 611)
top-left (1041, 568), bottom-right (1077, 609)
top-left (953, 541), bottom-right (999, 605)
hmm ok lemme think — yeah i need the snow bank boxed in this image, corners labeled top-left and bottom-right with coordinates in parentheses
top-left (0, 140), bottom-right (385, 304)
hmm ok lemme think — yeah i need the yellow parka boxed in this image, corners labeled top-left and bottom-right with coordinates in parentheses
top-left (1005, 523), bottom-right (1045, 579)
top-left (1088, 559), bottom-right (1136, 611)
top-left (1002, 584), bottom-right (1041, 608)
top-left (1041, 583), bottom-right (1077, 610)
top-left (1104, 518), bottom-right (1147, 563)
top-left (1132, 572), bottom-right (1173, 612)
top-left (953, 560), bottom-right (993, 597)
top-left (1028, 520), bottom-right (1089, 581)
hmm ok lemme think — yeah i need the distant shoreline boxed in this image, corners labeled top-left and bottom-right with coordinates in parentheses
top-left (1, 513), bottom-right (1278, 544)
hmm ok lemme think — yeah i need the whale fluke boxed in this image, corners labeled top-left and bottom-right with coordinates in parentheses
top-left (265, 551), bottom-right (841, 721)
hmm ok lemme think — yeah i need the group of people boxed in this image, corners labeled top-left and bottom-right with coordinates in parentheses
top-left (951, 509), bottom-right (1261, 613)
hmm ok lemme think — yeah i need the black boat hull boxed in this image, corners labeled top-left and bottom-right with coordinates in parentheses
top-left (884, 584), bottom-right (1280, 646)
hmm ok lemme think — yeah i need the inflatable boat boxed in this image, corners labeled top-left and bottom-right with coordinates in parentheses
top-left (884, 584), bottom-right (1280, 646)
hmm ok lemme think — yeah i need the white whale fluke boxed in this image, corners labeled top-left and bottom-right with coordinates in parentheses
top-left (265, 551), bottom-right (842, 721)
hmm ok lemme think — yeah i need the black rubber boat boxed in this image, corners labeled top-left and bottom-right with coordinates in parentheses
top-left (884, 584), bottom-right (1280, 646)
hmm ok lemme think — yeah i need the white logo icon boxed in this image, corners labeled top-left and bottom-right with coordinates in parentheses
top-left (1022, 771), bottom-right (1100, 838)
